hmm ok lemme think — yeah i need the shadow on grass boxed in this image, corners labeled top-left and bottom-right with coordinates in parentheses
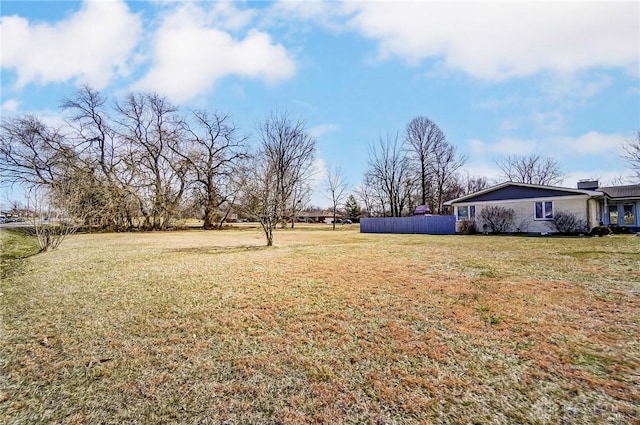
top-left (163, 245), bottom-right (269, 255)
top-left (0, 228), bottom-right (41, 279)
top-left (565, 250), bottom-right (640, 258)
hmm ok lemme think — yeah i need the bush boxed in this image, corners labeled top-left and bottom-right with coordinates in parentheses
top-left (610, 226), bottom-right (631, 234)
top-left (458, 220), bottom-right (478, 234)
top-left (590, 226), bottom-right (612, 237)
top-left (549, 210), bottom-right (588, 235)
top-left (479, 206), bottom-right (515, 233)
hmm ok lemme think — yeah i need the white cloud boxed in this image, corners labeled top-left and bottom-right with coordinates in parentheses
top-left (343, 2), bottom-right (639, 79)
top-left (134, 3), bottom-right (296, 104)
top-left (309, 123), bottom-right (339, 139)
top-left (468, 164), bottom-right (503, 181)
top-left (309, 156), bottom-right (329, 207)
top-left (208, 1), bottom-right (256, 32)
top-left (267, 1), bottom-right (353, 32)
top-left (0, 0), bottom-right (141, 89)
top-left (487, 137), bottom-right (537, 156)
top-left (550, 132), bottom-right (628, 156)
top-left (467, 138), bottom-right (486, 154)
top-left (1, 99), bottom-right (20, 115)
top-left (564, 170), bottom-right (635, 188)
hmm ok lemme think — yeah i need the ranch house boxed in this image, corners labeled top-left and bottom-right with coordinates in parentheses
top-left (444, 180), bottom-right (640, 234)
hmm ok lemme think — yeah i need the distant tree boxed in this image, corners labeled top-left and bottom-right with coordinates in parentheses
top-left (325, 166), bottom-right (349, 230)
top-left (479, 205), bottom-right (515, 233)
top-left (621, 130), bottom-right (640, 180)
top-left (404, 116), bottom-right (446, 205)
top-left (344, 194), bottom-right (361, 222)
top-left (354, 177), bottom-right (383, 217)
top-left (495, 154), bottom-right (564, 186)
top-left (430, 142), bottom-right (466, 213)
top-left (256, 112), bottom-right (316, 229)
top-left (289, 182), bottom-right (311, 229)
top-left (439, 173), bottom-right (466, 212)
top-left (463, 175), bottom-right (492, 195)
top-left (365, 133), bottom-right (415, 217)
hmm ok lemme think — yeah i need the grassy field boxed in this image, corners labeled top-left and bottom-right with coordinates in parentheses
top-left (1, 225), bottom-right (639, 424)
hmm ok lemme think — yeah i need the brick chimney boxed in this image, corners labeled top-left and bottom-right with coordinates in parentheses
top-left (577, 180), bottom-right (599, 190)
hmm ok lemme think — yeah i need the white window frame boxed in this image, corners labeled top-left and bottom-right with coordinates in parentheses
top-left (534, 201), bottom-right (554, 220)
top-left (456, 205), bottom-right (476, 221)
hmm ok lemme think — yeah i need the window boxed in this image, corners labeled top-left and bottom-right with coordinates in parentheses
top-left (623, 204), bottom-right (635, 225)
top-left (535, 201), bottom-right (553, 220)
top-left (609, 205), bottom-right (619, 225)
top-left (456, 205), bottom-right (475, 221)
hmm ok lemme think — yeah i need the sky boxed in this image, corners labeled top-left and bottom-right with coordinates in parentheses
top-left (1, 0), bottom-right (639, 209)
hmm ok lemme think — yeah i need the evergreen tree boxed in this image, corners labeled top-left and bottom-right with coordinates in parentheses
top-left (344, 195), bottom-right (361, 222)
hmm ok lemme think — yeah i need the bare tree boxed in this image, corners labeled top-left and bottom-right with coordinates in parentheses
top-left (463, 175), bottom-right (492, 195)
top-left (255, 112), bottom-right (316, 228)
top-left (0, 116), bottom-right (71, 187)
top-left (365, 133), bottom-right (415, 217)
top-left (177, 110), bottom-right (247, 229)
top-left (61, 86), bottom-right (118, 180)
top-left (354, 179), bottom-right (379, 218)
top-left (430, 142), bottom-right (466, 213)
top-left (495, 154), bottom-right (564, 186)
top-left (242, 112), bottom-right (316, 246)
top-left (621, 130), bottom-right (640, 180)
top-left (404, 116), bottom-right (446, 206)
top-left (325, 165), bottom-right (349, 230)
top-left (25, 186), bottom-right (82, 253)
top-left (116, 93), bottom-right (188, 230)
top-left (238, 155), bottom-right (278, 246)
top-left (61, 86), bottom-right (137, 230)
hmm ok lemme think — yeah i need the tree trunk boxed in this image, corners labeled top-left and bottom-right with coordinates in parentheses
top-left (203, 206), bottom-right (216, 230)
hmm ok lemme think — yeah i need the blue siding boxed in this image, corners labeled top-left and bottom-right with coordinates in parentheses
top-left (360, 216), bottom-right (456, 235)
top-left (466, 186), bottom-right (584, 202)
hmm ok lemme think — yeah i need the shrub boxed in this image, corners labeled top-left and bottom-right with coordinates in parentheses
top-left (590, 226), bottom-right (612, 237)
top-left (610, 226), bottom-right (631, 234)
top-left (479, 206), bottom-right (515, 233)
top-left (458, 220), bottom-right (478, 234)
top-left (548, 210), bottom-right (588, 235)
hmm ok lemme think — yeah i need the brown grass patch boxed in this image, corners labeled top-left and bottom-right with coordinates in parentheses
top-left (1, 227), bottom-right (638, 424)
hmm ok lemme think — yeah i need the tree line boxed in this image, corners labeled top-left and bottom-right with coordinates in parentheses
top-left (0, 87), bottom-right (316, 245)
top-left (357, 117), bottom-right (468, 217)
top-left (4, 86), bottom-right (633, 245)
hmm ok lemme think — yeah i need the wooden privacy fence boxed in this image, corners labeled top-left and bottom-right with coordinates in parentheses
top-left (360, 215), bottom-right (456, 235)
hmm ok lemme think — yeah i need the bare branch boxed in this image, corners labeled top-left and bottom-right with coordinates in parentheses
top-left (495, 154), bottom-right (564, 186)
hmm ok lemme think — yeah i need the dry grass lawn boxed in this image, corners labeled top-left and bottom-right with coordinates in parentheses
top-left (1, 225), bottom-right (639, 424)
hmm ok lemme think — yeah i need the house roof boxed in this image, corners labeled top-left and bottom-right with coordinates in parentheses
top-left (598, 184), bottom-right (640, 199)
top-left (298, 211), bottom-right (340, 218)
top-left (444, 181), bottom-right (602, 206)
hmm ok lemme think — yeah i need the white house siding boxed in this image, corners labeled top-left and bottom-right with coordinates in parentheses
top-left (456, 195), bottom-right (592, 233)
top-left (587, 198), bottom-right (601, 229)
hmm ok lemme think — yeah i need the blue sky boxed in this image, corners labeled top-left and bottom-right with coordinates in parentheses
top-left (1, 0), bottom-right (639, 208)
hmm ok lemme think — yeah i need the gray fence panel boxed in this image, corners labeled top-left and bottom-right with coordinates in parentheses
top-left (360, 216), bottom-right (455, 235)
